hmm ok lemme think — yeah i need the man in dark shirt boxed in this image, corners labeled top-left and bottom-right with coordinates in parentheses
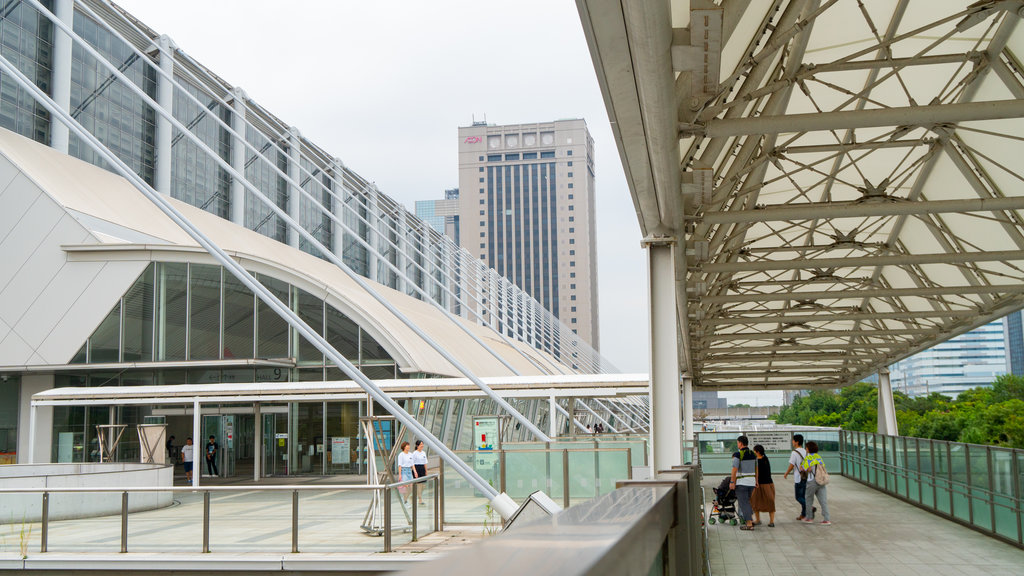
top-left (206, 435), bottom-right (219, 477)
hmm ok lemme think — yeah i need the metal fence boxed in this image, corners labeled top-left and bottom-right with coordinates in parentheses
top-left (840, 430), bottom-right (1023, 549)
top-left (0, 475), bottom-right (439, 554)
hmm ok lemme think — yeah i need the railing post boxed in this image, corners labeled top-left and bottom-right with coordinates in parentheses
top-left (626, 448), bottom-right (633, 480)
top-left (203, 491), bottom-right (210, 553)
top-left (499, 450), bottom-right (507, 493)
top-left (291, 489), bottom-right (299, 553)
top-left (412, 483), bottom-right (419, 542)
top-left (433, 476), bottom-right (440, 533)
top-left (562, 449), bottom-right (570, 509)
top-left (120, 491), bottom-right (128, 553)
top-left (438, 463), bottom-right (445, 529)
top-left (40, 492), bottom-right (48, 553)
top-left (383, 486), bottom-right (392, 553)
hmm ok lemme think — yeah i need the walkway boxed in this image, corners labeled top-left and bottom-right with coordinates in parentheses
top-left (705, 475), bottom-right (1024, 576)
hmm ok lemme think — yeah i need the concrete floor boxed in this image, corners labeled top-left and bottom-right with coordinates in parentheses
top-left (704, 475), bottom-right (1024, 576)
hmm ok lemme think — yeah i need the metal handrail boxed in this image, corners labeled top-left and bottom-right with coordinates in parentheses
top-left (0, 479), bottom-right (442, 554)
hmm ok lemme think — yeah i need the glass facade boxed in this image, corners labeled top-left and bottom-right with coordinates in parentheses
top-left (889, 319), bottom-right (1008, 397)
top-left (0, 0), bottom-right (52, 144)
top-left (171, 75), bottom-right (231, 218)
top-left (1003, 310), bottom-right (1024, 376)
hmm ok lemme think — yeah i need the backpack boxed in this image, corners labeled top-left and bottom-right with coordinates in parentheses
top-left (814, 460), bottom-right (830, 486)
top-left (794, 449), bottom-right (808, 481)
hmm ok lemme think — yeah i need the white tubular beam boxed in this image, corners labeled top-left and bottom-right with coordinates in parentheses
top-left (287, 127), bottom-right (301, 249)
top-left (702, 284), bottom-right (1024, 304)
top-left (877, 369), bottom-right (898, 436)
top-left (698, 249), bottom-right (1024, 273)
top-left (648, 242), bottom-right (681, 471)
top-left (554, 401), bottom-right (589, 434)
top-left (49, 0), bottom-right (72, 153)
top-left (0, 54), bottom-right (508, 512)
top-left (576, 399), bottom-right (618, 433)
top-left (702, 98), bottom-right (1024, 138)
top-left (192, 399), bottom-right (201, 488)
top-left (229, 89), bottom-right (247, 226)
top-left (702, 195), bottom-right (1024, 225)
top-left (705, 310), bottom-right (977, 325)
top-left (154, 35), bottom-right (174, 194)
top-left (593, 398), bottom-right (633, 432)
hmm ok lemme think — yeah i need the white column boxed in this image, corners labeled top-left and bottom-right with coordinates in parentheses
top-left (287, 127), bottom-right (302, 249)
top-left (229, 88), bottom-right (248, 226)
top-left (154, 35), bottom-right (175, 195)
top-left (877, 369), bottom-right (899, 436)
top-left (647, 240), bottom-right (681, 472)
top-left (253, 402), bottom-right (261, 483)
top-left (682, 375), bottom-right (694, 462)
top-left (396, 209), bottom-right (409, 294)
top-left (193, 399), bottom-right (201, 488)
top-left (367, 185), bottom-right (381, 284)
top-left (548, 394), bottom-right (557, 439)
top-left (49, 0), bottom-right (73, 153)
top-left (18, 374), bottom-right (54, 464)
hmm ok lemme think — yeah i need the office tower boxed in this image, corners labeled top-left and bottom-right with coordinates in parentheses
top-left (455, 119), bottom-right (600, 350)
top-left (415, 188), bottom-right (460, 244)
top-left (1005, 310), bottom-right (1024, 376)
top-left (889, 319), bottom-right (1007, 397)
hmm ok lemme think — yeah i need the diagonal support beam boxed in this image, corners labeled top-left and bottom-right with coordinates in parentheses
top-left (697, 249), bottom-right (1024, 272)
top-left (702, 195), bottom-right (1024, 224)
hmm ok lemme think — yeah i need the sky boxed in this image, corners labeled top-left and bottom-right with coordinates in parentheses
top-left (113, 0), bottom-right (781, 405)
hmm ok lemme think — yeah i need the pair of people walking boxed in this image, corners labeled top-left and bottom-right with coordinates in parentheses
top-left (396, 440), bottom-right (429, 505)
top-left (729, 435), bottom-right (776, 530)
top-left (782, 434), bottom-right (832, 525)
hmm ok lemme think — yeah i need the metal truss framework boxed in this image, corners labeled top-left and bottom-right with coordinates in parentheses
top-left (580, 0), bottom-right (1024, 390)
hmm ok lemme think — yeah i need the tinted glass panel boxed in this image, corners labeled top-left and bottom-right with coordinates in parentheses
top-left (121, 265), bottom-right (153, 361)
top-left (188, 264), bottom-right (221, 360)
top-left (222, 274), bottom-right (255, 359)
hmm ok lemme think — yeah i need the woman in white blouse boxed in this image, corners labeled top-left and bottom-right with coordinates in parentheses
top-left (396, 441), bottom-right (414, 502)
top-left (412, 440), bottom-right (428, 505)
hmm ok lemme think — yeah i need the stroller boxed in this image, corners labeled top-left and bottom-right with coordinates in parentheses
top-left (708, 476), bottom-right (739, 525)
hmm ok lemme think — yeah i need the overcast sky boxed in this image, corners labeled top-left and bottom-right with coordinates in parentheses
top-left (114, 0), bottom-right (781, 405)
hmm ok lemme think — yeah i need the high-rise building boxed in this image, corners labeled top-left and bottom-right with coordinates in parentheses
top-left (889, 319), bottom-right (1008, 397)
top-left (1004, 310), bottom-right (1024, 376)
top-left (454, 119), bottom-right (600, 350)
top-left (415, 188), bottom-right (460, 244)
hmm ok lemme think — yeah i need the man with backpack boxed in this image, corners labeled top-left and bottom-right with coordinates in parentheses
top-left (782, 434), bottom-right (810, 521)
top-left (729, 435), bottom-right (758, 531)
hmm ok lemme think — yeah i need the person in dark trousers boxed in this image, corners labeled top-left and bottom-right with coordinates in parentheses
top-left (730, 435), bottom-right (758, 531)
top-left (205, 435), bottom-right (219, 477)
top-left (750, 444), bottom-right (776, 527)
top-left (783, 434), bottom-right (811, 521)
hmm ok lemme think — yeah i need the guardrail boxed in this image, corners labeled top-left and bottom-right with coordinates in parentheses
top-left (396, 464), bottom-right (706, 576)
top-left (0, 474), bottom-right (439, 554)
top-left (841, 430), bottom-right (1023, 549)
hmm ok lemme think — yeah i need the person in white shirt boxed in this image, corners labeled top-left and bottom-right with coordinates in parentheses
top-left (181, 438), bottom-right (194, 484)
top-left (412, 440), bottom-right (428, 505)
top-left (782, 434), bottom-right (810, 521)
top-left (396, 441), bottom-right (414, 503)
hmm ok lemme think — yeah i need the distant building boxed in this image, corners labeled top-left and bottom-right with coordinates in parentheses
top-left (889, 319), bottom-right (1008, 397)
top-left (1004, 309), bottom-right (1024, 376)
top-left (691, 391), bottom-right (726, 410)
top-left (450, 119), bottom-right (600, 349)
top-left (415, 188), bottom-right (460, 244)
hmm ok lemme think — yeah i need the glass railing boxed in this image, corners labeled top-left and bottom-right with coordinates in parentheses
top-left (696, 429), bottom-right (840, 475)
top-left (440, 447), bottom-right (633, 524)
top-left (840, 430), bottom-right (1023, 548)
top-left (503, 436), bottom-right (648, 468)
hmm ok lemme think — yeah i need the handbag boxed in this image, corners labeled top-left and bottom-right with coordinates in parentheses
top-left (814, 461), bottom-right (830, 486)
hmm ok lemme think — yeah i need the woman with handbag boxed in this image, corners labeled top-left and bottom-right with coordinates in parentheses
top-left (750, 444), bottom-right (776, 527)
top-left (800, 441), bottom-right (832, 525)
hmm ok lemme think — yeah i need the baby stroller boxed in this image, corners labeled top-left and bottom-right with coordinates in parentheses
top-left (708, 476), bottom-right (739, 525)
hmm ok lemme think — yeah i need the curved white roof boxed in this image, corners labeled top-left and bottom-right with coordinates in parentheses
top-left (0, 128), bottom-right (566, 377)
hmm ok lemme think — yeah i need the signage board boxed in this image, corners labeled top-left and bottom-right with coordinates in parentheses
top-left (473, 417), bottom-right (501, 451)
top-left (746, 431), bottom-right (792, 452)
top-left (332, 437), bottom-right (351, 464)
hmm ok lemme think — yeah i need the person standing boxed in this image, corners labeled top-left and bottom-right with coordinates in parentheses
top-left (412, 440), bottom-right (428, 505)
top-left (729, 435), bottom-right (757, 531)
top-left (396, 441), bottom-right (414, 503)
top-left (182, 437), bottom-right (194, 484)
top-left (801, 441), bottom-right (832, 525)
top-left (782, 434), bottom-right (809, 521)
top-left (205, 435), bottom-right (219, 477)
top-left (750, 444), bottom-right (776, 527)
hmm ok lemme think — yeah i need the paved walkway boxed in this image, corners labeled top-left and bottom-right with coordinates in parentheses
top-left (705, 475), bottom-right (1024, 576)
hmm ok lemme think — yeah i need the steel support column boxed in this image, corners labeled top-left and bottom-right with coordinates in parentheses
top-left (682, 375), bottom-right (694, 443)
top-left (154, 35), bottom-right (174, 195)
top-left (229, 89), bottom-right (247, 226)
top-left (648, 241), bottom-right (681, 471)
top-left (192, 399), bottom-right (201, 488)
top-left (49, 0), bottom-right (73, 153)
top-left (287, 127), bottom-right (301, 249)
